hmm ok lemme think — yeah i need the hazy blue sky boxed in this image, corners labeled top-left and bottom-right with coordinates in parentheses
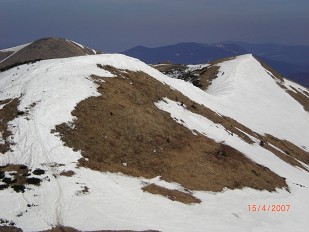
top-left (1, 0), bottom-right (308, 52)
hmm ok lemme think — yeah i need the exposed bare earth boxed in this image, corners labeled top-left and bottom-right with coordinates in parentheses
top-left (264, 134), bottom-right (309, 168)
top-left (0, 99), bottom-right (19, 153)
top-left (59, 170), bottom-right (75, 177)
top-left (142, 184), bottom-right (201, 204)
top-left (0, 226), bottom-right (22, 232)
top-left (55, 66), bottom-right (288, 203)
top-left (191, 57), bottom-right (237, 90)
top-left (0, 51), bottom-right (14, 63)
top-left (0, 226), bottom-right (159, 232)
top-left (151, 63), bottom-right (185, 73)
top-left (153, 57), bottom-right (236, 91)
top-left (0, 164), bottom-right (45, 193)
top-left (40, 227), bottom-right (159, 232)
top-left (152, 63), bottom-right (203, 87)
top-left (196, 66), bottom-right (220, 90)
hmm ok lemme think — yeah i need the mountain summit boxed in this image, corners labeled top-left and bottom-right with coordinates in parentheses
top-left (0, 40), bottom-right (308, 231)
top-left (0, 37), bottom-right (101, 71)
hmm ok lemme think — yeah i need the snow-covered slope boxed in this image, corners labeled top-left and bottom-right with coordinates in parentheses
top-left (0, 53), bottom-right (308, 231)
top-left (205, 55), bottom-right (309, 150)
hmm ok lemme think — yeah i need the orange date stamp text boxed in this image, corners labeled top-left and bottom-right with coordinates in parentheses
top-left (248, 204), bottom-right (291, 212)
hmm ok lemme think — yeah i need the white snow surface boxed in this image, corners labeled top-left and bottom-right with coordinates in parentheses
top-left (205, 55), bottom-right (309, 150)
top-left (0, 54), bottom-right (308, 231)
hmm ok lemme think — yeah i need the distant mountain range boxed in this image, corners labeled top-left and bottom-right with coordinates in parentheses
top-left (123, 42), bottom-right (309, 87)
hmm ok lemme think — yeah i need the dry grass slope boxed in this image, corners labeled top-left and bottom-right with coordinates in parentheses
top-left (41, 226), bottom-right (159, 232)
top-left (142, 184), bottom-right (201, 204)
top-left (0, 99), bottom-right (19, 154)
top-left (55, 66), bottom-right (288, 201)
top-left (0, 226), bottom-right (22, 232)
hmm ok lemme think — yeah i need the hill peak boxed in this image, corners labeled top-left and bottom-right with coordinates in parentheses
top-left (0, 37), bottom-right (102, 71)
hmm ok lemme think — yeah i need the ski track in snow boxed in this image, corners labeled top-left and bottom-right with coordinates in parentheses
top-left (0, 54), bottom-right (308, 231)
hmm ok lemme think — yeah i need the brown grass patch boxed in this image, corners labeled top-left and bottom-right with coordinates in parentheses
top-left (0, 218), bottom-right (21, 231)
top-left (151, 64), bottom-right (186, 73)
top-left (263, 135), bottom-right (309, 169)
top-left (0, 51), bottom-right (14, 62)
top-left (0, 226), bottom-right (22, 232)
top-left (0, 164), bottom-right (29, 192)
top-left (0, 165), bottom-right (44, 193)
top-left (55, 67), bottom-right (287, 194)
top-left (208, 56), bottom-right (237, 65)
top-left (152, 57), bottom-right (236, 92)
top-left (152, 63), bottom-right (219, 90)
top-left (303, 90), bottom-right (309, 97)
top-left (190, 56), bottom-right (237, 90)
top-left (196, 66), bottom-right (219, 90)
top-left (142, 184), bottom-right (201, 204)
top-left (41, 227), bottom-right (159, 232)
top-left (0, 99), bottom-right (19, 154)
top-left (60, 170), bottom-right (75, 177)
top-left (197, 56), bottom-right (237, 90)
top-left (41, 227), bottom-right (79, 232)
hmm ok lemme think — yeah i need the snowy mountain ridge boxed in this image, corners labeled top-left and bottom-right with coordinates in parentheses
top-left (0, 42), bottom-right (308, 231)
